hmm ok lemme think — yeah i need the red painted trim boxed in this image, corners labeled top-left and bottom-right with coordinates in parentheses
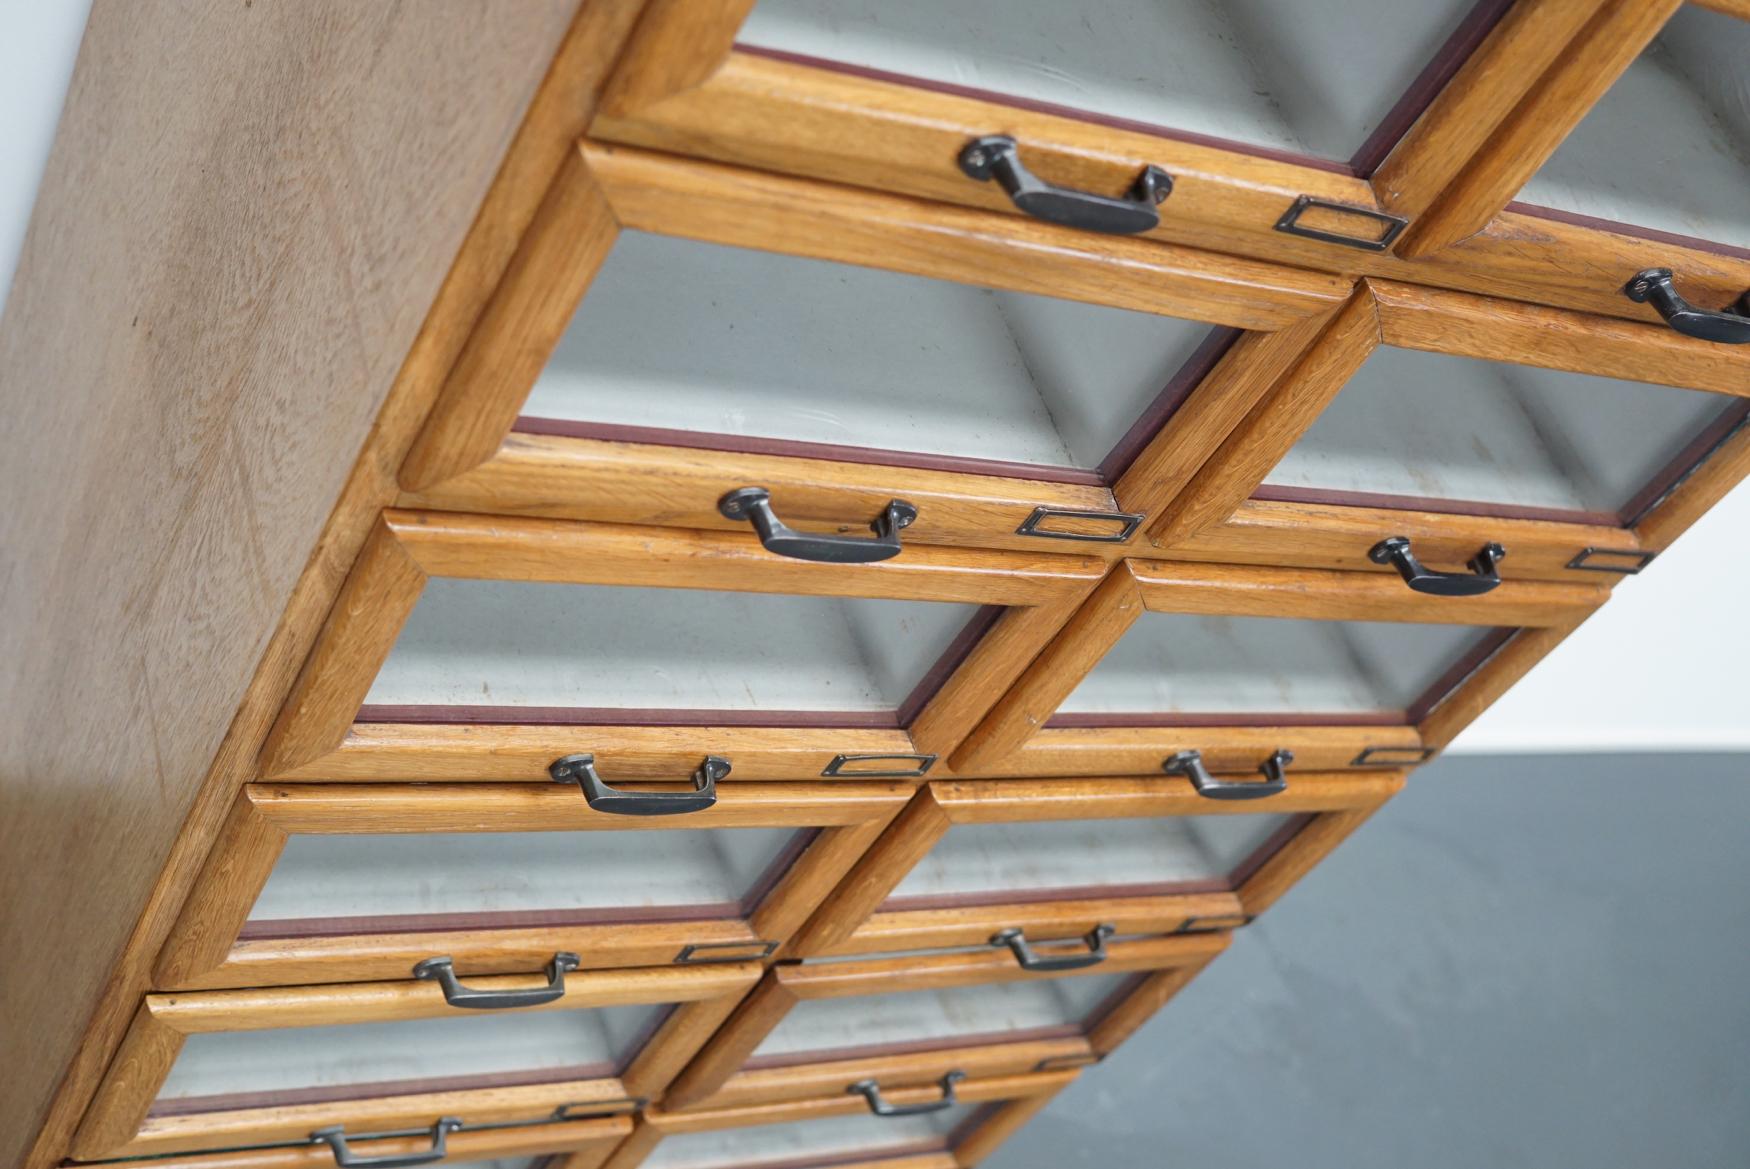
top-left (898, 605), bottom-right (1004, 729)
top-left (1096, 326), bottom-right (1241, 483)
top-left (1406, 627), bottom-right (1517, 725)
top-left (353, 705), bottom-right (902, 729)
top-left (1619, 399), bottom-right (1750, 526)
top-left (1046, 711), bottom-right (1411, 729)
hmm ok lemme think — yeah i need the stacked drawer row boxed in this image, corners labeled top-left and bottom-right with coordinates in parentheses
top-left (70, 1), bottom-right (1748, 1167)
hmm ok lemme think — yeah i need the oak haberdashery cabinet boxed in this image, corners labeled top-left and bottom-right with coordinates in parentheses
top-left (38, 4), bottom-right (1750, 1169)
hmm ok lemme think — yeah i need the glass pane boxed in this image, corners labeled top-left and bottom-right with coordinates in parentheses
top-left (523, 231), bottom-right (1214, 473)
top-left (1261, 346), bottom-right (1735, 520)
top-left (642, 1105), bottom-right (977, 1169)
top-left (1058, 612), bottom-right (1498, 720)
top-left (244, 826), bottom-right (804, 936)
top-left (748, 972), bottom-right (1133, 1066)
top-left (366, 581), bottom-right (978, 718)
top-left (1517, 6), bottom-right (1750, 249)
top-left (153, 1004), bottom-right (666, 1115)
top-left (742, 0), bottom-right (1476, 162)
top-left (444, 1162), bottom-right (545, 1169)
top-left (886, 814), bottom-right (1299, 906)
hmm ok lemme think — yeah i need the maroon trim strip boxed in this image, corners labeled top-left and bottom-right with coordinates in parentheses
top-left (898, 605), bottom-right (1004, 729)
top-left (1404, 627), bottom-right (1517, 724)
top-left (1228, 814), bottom-right (1317, 889)
top-left (511, 416), bottom-right (1106, 487)
top-left (1505, 200), bottom-right (1750, 263)
top-left (1350, 0), bottom-right (1517, 175)
top-left (1096, 326), bottom-right (1242, 483)
top-left (1249, 483), bottom-right (1621, 528)
top-left (741, 1024), bottom-right (1089, 1073)
top-left (148, 1064), bottom-right (622, 1118)
top-left (1618, 399), bottom-right (1750, 527)
top-left (732, 42), bottom-right (1358, 176)
top-left (1046, 711), bottom-right (1411, 729)
top-left (742, 827), bottom-right (821, 916)
top-left (354, 705), bottom-right (901, 729)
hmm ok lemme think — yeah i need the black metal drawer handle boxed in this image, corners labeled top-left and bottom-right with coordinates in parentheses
top-left (720, 487), bottom-right (916, 564)
top-left (1163, 748), bottom-right (1293, 801)
top-left (1369, 536), bottom-right (1505, 596)
top-left (991, 923), bottom-right (1115, 972)
top-left (850, 1071), bottom-right (966, 1117)
top-left (549, 753), bottom-right (726, 816)
top-left (311, 1119), bottom-right (462, 1169)
top-left (412, 952), bottom-right (581, 1010)
top-left (958, 136), bottom-right (1172, 235)
top-left (1623, 269), bottom-right (1750, 344)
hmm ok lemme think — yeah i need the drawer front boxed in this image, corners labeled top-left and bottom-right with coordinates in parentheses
top-left (950, 558), bottom-right (1607, 772)
top-left (72, 966), bottom-right (758, 1160)
top-left (258, 511), bottom-right (1107, 779)
top-left (157, 783), bottom-right (907, 990)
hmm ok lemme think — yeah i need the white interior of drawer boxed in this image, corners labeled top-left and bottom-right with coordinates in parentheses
top-left (366, 582), bottom-right (977, 715)
top-left (1262, 346), bottom-right (1729, 517)
top-left (1059, 612), bottom-right (1492, 718)
top-left (642, 1105), bottom-right (973, 1169)
top-left (1517, 6), bottom-right (1750, 249)
top-left (886, 813), bottom-right (1297, 905)
top-left (154, 1005), bottom-right (665, 1111)
top-left (741, 0), bottom-right (1475, 161)
top-left (247, 827), bottom-right (800, 930)
top-left (750, 971), bottom-right (1130, 1065)
top-left (524, 231), bottom-right (1212, 472)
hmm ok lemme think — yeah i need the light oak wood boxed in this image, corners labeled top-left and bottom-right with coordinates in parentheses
top-left (1393, 0), bottom-right (1682, 258)
top-left (1372, 280), bottom-right (1750, 398)
top-left (90, 1116), bottom-right (631, 1169)
top-left (949, 1085), bottom-right (1070, 1168)
top-left (1086, 963), bottom-right (1211, 1056)
top-left (949, 566), bottom-right (1146, 773)
top-left (662, 978), bottom-right (802, 1110)
top-left (961, 725), bottom-right (1427, 778)
top-left (596, 0), bottom-right (752, 117)
top-left (752, 819), bottom-right (899, 946)
top-left (404, 432), bottom-right (1132, 559)
top-left (69, 1006), bottom-right (184, 1159)
top-left (156, 794), bottom-right (291, 989)
top-left (924, 773), bottom-right (1405, 823)
top-left (1373, 0), bottom-right (1606, 226)
top-left (587, 144), bottom-right (1354, 331)
top-left (1169, 498), bottom-right (1641, 585)
top-left (0, 7), bottom-right (623, 1167)
top-left (1146, 289), bottom-right (1381, 548)
top-left (401, 149), bottom-right (623, 491)
top-left (649, 1069), bottom-right (1078, 1134)
top-left (270, 723), bottom-right (925, 782)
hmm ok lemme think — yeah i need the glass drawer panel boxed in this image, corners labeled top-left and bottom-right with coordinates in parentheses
top-left (523, 231), bottom-right (1214, 476)
top-left (1516, 5), bottom-right (1750, 249)
top-left (748, 973), bottom-right (1133, 1066)
top-left (244, 826), bottom-right (804, 938)
top-left (1057, 612), bottom-right (1498, 722)
top-left (365, 581), bottom-right (980, 721)
top-left (152, 1004), bottom-right (666, 1115)
top-left (741, 0), bottom-right (1476, 163)
top-left (643, 1106), bottom-right (976, 1169)
top-left (1259, 345), bottom-right (1737, 521)
top-left (885, 814), bottom-right (1299, 906)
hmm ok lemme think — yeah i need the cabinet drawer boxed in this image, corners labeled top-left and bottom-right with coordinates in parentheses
top-left (950, 558), bottom-right (1606, 772)
top-left (398, 142), bottom-right (1348, 560)
top-left (83, 1120), bottom-right (627, 1169)
top-left (603, 1069), bottom-right (1072, 1169)
top-left (156, 782), bottom-right (908, 990)
top-left (259, 511), bottom-right (1106, 779)
top-left (1143, 281), bottom-right (1750, 583)
top-left (1515, 4), bottom-right (1749, 260)
top-left (791, 772), bottom-right (1401, 959)
top-left (72, 965), bottom-right (760, 1160)
top-left (660, 934), bottom-right (1222, 1111)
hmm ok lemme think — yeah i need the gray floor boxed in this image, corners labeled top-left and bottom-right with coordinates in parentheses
top-left (985, 753), bottom-right (1750, 1169)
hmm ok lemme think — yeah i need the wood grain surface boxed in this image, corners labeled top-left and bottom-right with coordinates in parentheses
top-left (0, 5), bottom-right (589, 1167)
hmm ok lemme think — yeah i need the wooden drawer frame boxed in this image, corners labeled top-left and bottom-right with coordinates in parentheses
top-left (258, 509), bottom-right (1108, 778)
top-left (951, 559), bottom-right (1607, 772)
top-left (155, 781), bottom-right (911, 990)
top-left (72, 962), bottom-right (761, 1160)
top-left (589, 0), bottom-right (1750, 320)
top-left (660, 933), bottom-right (1225, 1112)
top-left (84, 1115), bottom-right (630, 1169)
top-left (787, 772), bottom-right (1404, 961)
top-left (393, 140), bottom-right (1351, 561)
top-left (1138, 280), bottom-right (1750, 582)
top-left (598, 1069), bottom-right (1078, 1169)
